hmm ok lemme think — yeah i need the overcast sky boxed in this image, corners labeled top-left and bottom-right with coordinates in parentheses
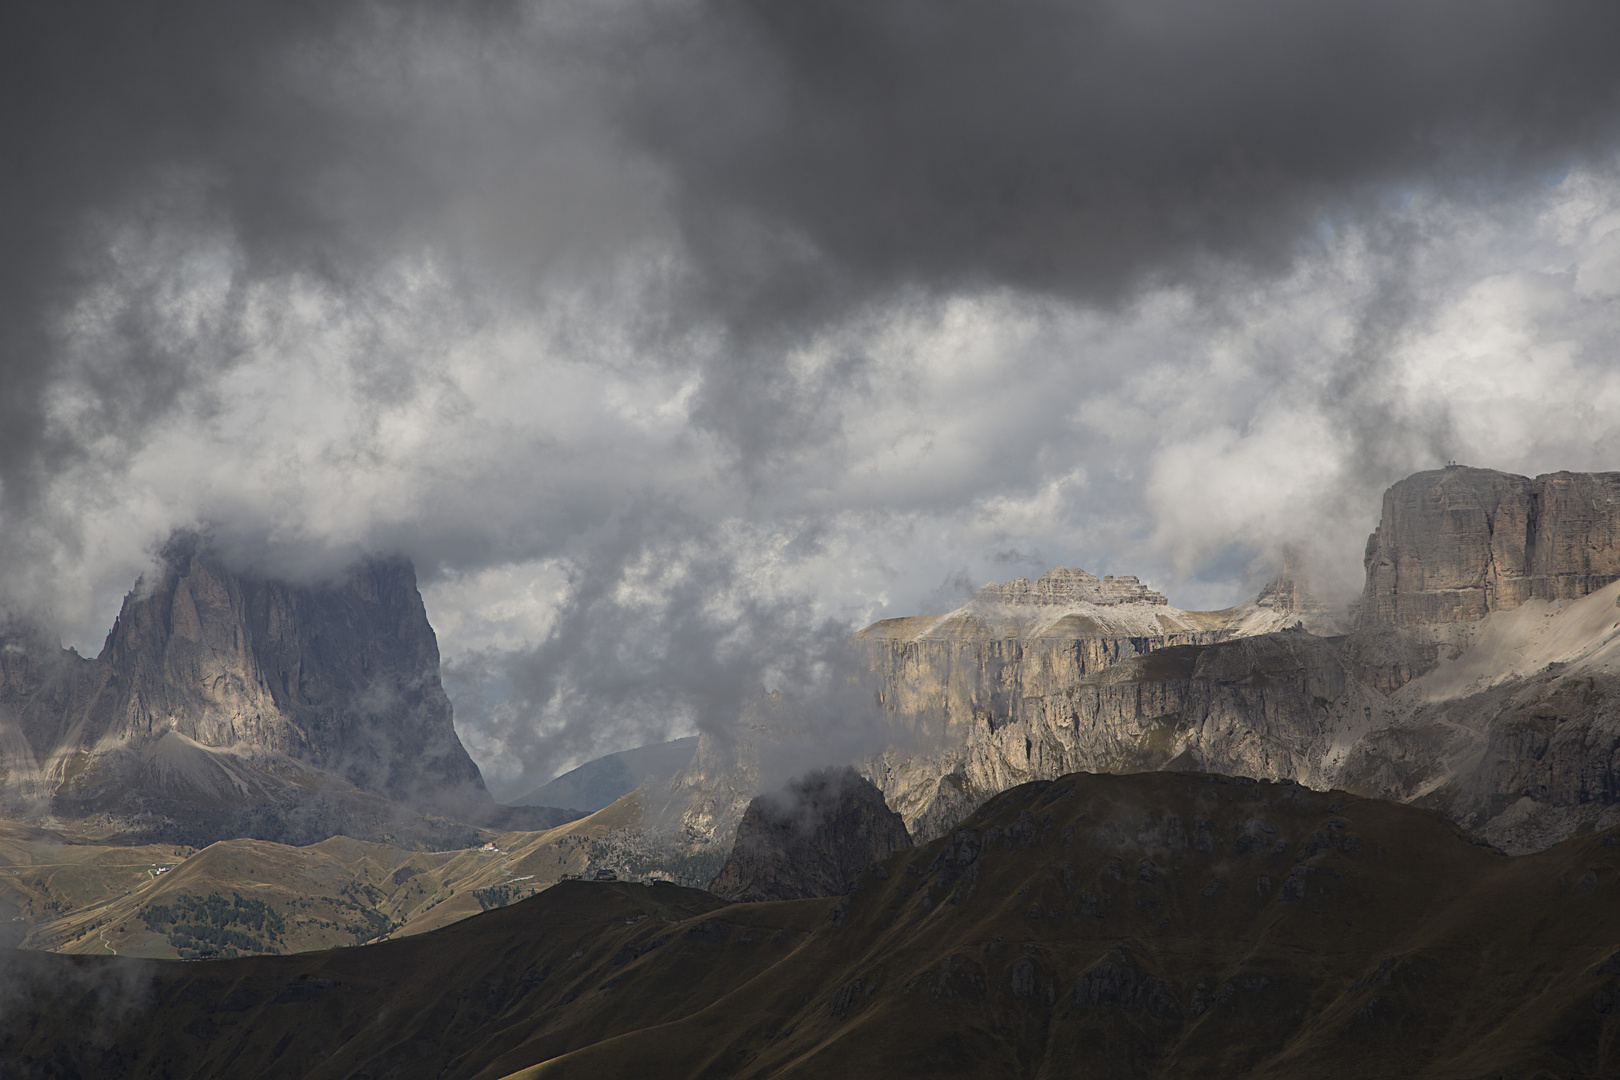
top-left (7, 2), bottom-right (1620, 794)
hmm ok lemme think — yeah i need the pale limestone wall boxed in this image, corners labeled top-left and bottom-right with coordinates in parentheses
top-left (1360, 467), bottom-right (1620, 627)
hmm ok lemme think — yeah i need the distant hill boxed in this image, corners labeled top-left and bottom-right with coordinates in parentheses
top-left (508, 737), bottom-right (698, 813)
top-left (4, 769), bottom-right (1620, 1078)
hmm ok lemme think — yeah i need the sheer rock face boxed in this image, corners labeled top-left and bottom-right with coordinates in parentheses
top-left (865, 603), bottom-right (1619, 853)
top-left (1360, 467), bottom-right (1620, 627)
top-left (0, 536), bottom-right (496, 843)
top-left (81, 536), bottom-right (485, 805)
top-left (857, 566), bottom-right (1335, 841)
top-left (857, 473), bottom-right (1620, 851)
top-left (870, 629), bottom-right (1416, 844)
top-left (708, 768), bottom-right (912, 902)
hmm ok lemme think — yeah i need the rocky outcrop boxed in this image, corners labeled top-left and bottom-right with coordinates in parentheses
top-left (1360, 467), bottom-right (1620, 627)
top-left (974, 567), bottom-right (1168, 606)
top-left (0, 534), bottom-right (553, 845)
top-left (707, 767), bottom-right (912, 902)
top-left (872, 628), bottom-right (1420, 843)
top-left (856, 469), bottom-right (1620, 852)
top-left (858, 564), bottom-right (1339, 838)
top-left (1252, 554), bottom-right (1329, 621)
top-left (78, 534), bottom-right (485, 805)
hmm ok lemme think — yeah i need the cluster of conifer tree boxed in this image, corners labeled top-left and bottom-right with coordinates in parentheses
top-left (142, 891), bottom-right (286, 958)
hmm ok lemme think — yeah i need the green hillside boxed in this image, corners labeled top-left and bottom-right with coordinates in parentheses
top-left (2, 770), bottom-right (1618, 1078)
top-left (3, 791), bottom-right (655, 957)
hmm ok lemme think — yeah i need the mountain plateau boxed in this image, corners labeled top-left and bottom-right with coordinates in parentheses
top-left (858, 467), bottom-right (1620, 853)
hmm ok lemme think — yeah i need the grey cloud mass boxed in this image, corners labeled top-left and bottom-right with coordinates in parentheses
top-left (6, 2), bottom-right (1620, 790)
top-left (632, 1), bottom-right (1620, 301)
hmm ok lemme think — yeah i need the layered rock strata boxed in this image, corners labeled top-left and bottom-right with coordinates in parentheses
top-left (974, 567), bottom-right (1168, 606)
top-left (861, 468), bottom-right (1620, 853)
top-left (1360, 466), bottom-right (1620, 627)
top-left (0, 535), bottom-right (540, 845)
top-left (859, 563), bottom-right (1335, 839)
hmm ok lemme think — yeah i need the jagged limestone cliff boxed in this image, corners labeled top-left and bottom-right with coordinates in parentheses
top-left (858, 564), bottom-right (1336, 839)
top-left (83, 535), bottom-right (482, 800)
top-left (860, 469), bottom-right (1620, 851)
top-left (0, 536), bottom-right (519, 845)
top-left (1360, 466), bottom-right (1620, 626)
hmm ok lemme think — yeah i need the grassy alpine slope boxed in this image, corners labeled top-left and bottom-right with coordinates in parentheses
top-left (1, 789), bottom-right (656, 957)
top-left (2, 770), bottom-right (1619, 1078)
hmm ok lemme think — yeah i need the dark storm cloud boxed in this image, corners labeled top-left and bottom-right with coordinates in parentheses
top-left (0, 0), bottom-right (648, 511)
top-left (1, 2), bottom-right (341, 493)
top-left (9, 1), bottom-right (1620, 495)
top-left (0, 0), bottom-right (684, 625)
top-left (8, 0), bottom-right (1620, 793)
top-left (597, 0), bottom-right (1620, 472)
top-left (629, 0), bottom-right (1620, 315)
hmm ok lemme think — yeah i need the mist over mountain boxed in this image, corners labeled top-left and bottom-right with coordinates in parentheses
top-left (2, 4), bottom-right (1620, 794)
top-left (9, 9), bottom-right (1620, 1074)
top-left (851, 466), bottom-right (1620, 854)
top-left (0, 534), bottom-right (578, 847)
top-left (507, 737), bottom-right (697, 813)
top-left (3, 463), bottom-right (1620, 1075)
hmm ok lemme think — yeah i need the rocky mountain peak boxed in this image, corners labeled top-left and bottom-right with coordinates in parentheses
top-left (1253, 550), bottom-right (1327, 617)
top-left (0, 533), bottom-right (504, 843)
top-left (1360, 466), bottom-right (1620, 627)
top-left (973, 566), bottom-right (1168, 607)
top-left (93, 535), bottom-right (485, 805)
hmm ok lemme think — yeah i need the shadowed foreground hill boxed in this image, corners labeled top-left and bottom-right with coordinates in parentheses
top-left (4, 770), bottom-right (1620, 1079)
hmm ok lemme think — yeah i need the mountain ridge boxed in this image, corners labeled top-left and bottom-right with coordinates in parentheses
top-left (858, 467), bottom-right (1620, 850)
top-left (508, 737), bottom-right (698, 813)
